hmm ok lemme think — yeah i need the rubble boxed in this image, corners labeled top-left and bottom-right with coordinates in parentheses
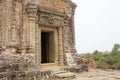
top-left (65, 53), bottom-right (88, 73)
top-left (0, 47), bottom-right (53, 80)
top-left (0, 47), bottom-right (78, 80)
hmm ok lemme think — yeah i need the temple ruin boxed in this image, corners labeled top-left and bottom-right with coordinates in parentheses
top-left (0, 0), bottom-right (76, 68)
top-left (0, 0), bottom-right (78, 80)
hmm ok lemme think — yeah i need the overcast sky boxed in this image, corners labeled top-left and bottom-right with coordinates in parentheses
top-left (72, 0), bottom-right (120, 53)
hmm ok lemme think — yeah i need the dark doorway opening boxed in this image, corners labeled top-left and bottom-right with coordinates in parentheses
top-left (41, 31), bottom-right (55, 63)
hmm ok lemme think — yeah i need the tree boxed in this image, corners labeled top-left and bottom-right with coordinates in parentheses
top-left (111, 44), bottom-right (120, 56)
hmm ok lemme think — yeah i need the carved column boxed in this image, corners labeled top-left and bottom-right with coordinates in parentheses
top-left (19, 0), bottom-right (26, 51)
top-left (58, 27), bottom-right (64, 65)
top-left (70, 14), bottom-right (76, 53)
top-left (71, 6), bottom-right (77, 53)
top-left (63, 16), bottom-right (70, 53)
top-left (26, 3), bottom-right (37, 53)
top-left (64, 4), bottom-right (77, 53)
top-left (35, 22), bottom-right (41, 66)
top-left (0, 23), bottom-right (2, 45)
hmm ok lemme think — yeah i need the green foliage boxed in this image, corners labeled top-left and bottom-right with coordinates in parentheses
top-left (81, 43), bottom-right (120, 68)
top-left (96, 61), bottom-right (108, 67)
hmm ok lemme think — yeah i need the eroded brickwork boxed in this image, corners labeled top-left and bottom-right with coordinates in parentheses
top-left (0, 0), bottom-right (22, 47)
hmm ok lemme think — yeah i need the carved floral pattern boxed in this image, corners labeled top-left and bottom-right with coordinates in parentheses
top-left (37, 11), bottom-right (64, 27)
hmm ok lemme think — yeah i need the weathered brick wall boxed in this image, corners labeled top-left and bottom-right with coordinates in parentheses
top-left (38, 0), bottom-right (76, 16)
top-left (0, 1), bottom-right (10, 46)
top-left (39, 0), bottom-right (66, 13)
top-left (0, 0), bottom-right (22, 47)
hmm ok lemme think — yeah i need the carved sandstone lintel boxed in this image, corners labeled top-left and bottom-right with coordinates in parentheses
top-left (37, 11), bottom-right (64, 27)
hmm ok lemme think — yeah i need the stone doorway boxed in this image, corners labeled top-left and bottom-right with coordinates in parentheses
top-left (41, 31), bottom-right (55, 63)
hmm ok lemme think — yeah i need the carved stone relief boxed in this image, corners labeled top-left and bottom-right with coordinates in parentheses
top-left (27, 0), bottom-right (40, 4)
top-left (37, 11), bottom-right (64, 27)
top-left (25, 3), bottom-right (37, 21)
top-left (9, 0), bottom-right (22, 43)
top-left (10, 27), bottom-right (17, 41)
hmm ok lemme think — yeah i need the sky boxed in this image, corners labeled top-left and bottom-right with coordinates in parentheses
top-left (72, 0), bottom-right (120, 53)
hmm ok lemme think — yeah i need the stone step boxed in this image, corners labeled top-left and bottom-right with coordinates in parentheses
top-left (53, 72), bottom-right (76, 80)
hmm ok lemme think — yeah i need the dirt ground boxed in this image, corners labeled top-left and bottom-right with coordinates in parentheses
top-left (76, 69), bottom-right (120, 80)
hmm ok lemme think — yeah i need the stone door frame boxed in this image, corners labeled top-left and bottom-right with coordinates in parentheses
top-left (35, 9), bottom-right (65, 66)
top-left (39, 26), bottom-right (58, 65)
